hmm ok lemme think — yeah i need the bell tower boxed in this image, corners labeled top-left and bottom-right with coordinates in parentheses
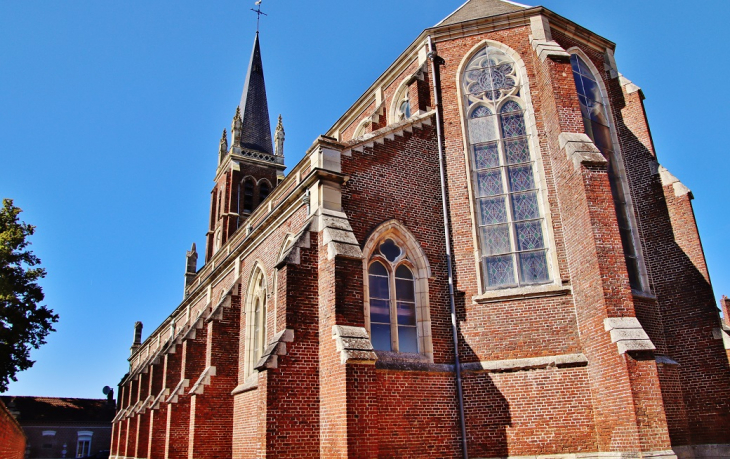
top-left (206, 32), bottom-right (285, 262)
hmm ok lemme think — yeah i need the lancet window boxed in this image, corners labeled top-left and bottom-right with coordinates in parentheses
top-left (462, 46), bottom-right (550, 289)
top-left (368, 238), bottom-right (418, 353)
top-left (245, 267), bottom-right (267, 378)
top-left (242, 178), bottom-right (255, 213)
top-left (259, 180), bottom-right (270, 204)
top-left (569, 53), bottom-right (643, 290)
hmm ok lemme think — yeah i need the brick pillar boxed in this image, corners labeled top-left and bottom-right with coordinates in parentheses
top-left (262, 240), bottom-right (322, 458)
top-left (187, 306), bottom-right (238, 459)
top-left (134, 370), bottom-right (151, 458)
top-left (146, 359), bottom-right (165, 459)
top-left (318, 236), bottom-right (349, 458)
top-left (722, 296), bottom-right (730, 327)
top-left (161, 349), bottom-right (182, 459)
top-left (111, 384), bottom-right (126, 458)
top-left (125, 375), bottom-right (140, 457)
top-left (165, 330), bottom-right (204, 459)
top-left (657, 180), bottom-right (730, 444)
top-left (532, 49), bottom-right (670, 453)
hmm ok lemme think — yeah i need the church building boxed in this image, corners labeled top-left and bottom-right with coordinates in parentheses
top-left (110, 1), bottom-right (730, 458)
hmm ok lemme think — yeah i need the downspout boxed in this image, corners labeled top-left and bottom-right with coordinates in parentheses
top-left (428, 34), bottom-right (469, 459)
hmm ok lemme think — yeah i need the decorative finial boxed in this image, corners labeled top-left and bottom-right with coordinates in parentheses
top-left (251, 0), bottom-right (267, 33)
top-left (231, 107), bottom-right (242, 147)
top-left (274, 114), bottom-right (285, 157)
top-left (219, 129), bottom-right (229, 164)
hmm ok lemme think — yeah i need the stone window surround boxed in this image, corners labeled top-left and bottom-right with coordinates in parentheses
top-left (243, 263), bottom-right (268, 379)
top-left (389, 76), bottom-right (414, 125)
top-left (566, 46), bottom-right (652, 294)
top-left (362, 220), bottom-right (434, 362)
top-left (455, 38), bottom-right (562, 297)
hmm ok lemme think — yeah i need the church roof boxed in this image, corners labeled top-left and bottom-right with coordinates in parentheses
top-left (436, 0), bottom-right (528, 26)
top-left (238, 33), bottom-right (274, 156)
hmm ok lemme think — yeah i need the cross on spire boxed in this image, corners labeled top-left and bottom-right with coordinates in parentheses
top-left (251, 0), bottom-right (267, 33)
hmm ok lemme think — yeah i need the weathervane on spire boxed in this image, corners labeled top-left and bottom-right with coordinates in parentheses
top-left (251, 0), bottom-right (267, 33)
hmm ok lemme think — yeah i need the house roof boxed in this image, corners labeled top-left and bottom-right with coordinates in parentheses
top-left (238, 32), bottom-right (274, 155)
top-left (436, 0), bottom-right (528, 26)
top-left (0, 396), bottom-right (115, 424)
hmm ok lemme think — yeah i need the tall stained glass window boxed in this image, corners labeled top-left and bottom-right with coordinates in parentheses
top-left (462, 46), bottom-right (550, 289)
top-left (246, 268), bottom-right (267, 377)
top-left (570, 53), bottom-right (642, 290)
top-left (368, 238), bottom-right (419, 353)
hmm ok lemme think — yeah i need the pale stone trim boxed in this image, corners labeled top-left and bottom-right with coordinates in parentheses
top-left (558, 132), bottom-right (607, 170)
top-left (189, 366), bottom-right (216, 396)
top-left (333, 325), bottom-right (378, 364)
top-left (254, 329), bottom-right (294, 371)
top-left (604, 48), bottom-right (619, 79)
top-left (619, 74), bottom-right (642, 96)
top-left (604, 317), bottom-right (656, 354)
top-left (455, 38), bottom-right (562, 294)
top-left (243, 264), bottom-right (267, 379)
top-left (658, 165), bottom-right (693, 198)
top-left (231, 373), bottom-right (258, 395)
top-left (135, 395), bottom-right (154, 415)
top-left (462, 353), bottom-right (588, 373)
top-left (362, 219), bottom-right (434, 360)
top-left (149, 387), bottom-right (169, 411)
top-left (342, 110), bottom-right (435, 156)
top-left (529, 15), bottom-right (570, 62)
top-left (165, 378), bottom-right (190, 404)
top-left (473, 283), bottom-right (571, 304)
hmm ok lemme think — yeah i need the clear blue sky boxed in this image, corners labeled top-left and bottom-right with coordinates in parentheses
top-left (1, 1), bottom-right (728, 398)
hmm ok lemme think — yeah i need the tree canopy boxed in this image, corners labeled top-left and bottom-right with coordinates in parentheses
top-left (0, 199), bottom-right (58, 392)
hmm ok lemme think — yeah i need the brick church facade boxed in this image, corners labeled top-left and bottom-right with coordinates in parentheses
top-left (110, 1), bottom-right (730, 458)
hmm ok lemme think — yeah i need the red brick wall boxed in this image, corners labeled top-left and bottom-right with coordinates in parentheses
top-left (0, 399), bottom-right (25, 459)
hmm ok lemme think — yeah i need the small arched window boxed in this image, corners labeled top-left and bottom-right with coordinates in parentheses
top-left (367, 238), bottom-right (418, 353)
top-left (259, 180), bottom-right (270, 204)
top-left (569, 52), bottom-right (643, 290)
top-left (245, 267), bottom-right (267, 378)
top-left (462, 45), bottom-right (550, 289)
top-left (242, 178), bottom-right (255, 213)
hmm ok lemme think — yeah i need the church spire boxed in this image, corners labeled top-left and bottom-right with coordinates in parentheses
top-left (238, 33), bottom-right (273, 155)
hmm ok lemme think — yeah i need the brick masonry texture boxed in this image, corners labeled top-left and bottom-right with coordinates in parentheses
top-left (0, 399), bottom-right (25, 459)
top-left (111, 2), bottom-right (730, 458)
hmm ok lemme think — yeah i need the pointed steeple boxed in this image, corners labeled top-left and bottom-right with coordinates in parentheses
top-left (238, 33), bottom-right (273, 155)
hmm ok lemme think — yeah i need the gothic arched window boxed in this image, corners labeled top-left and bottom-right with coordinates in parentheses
top-left (368, 238), bottom-right (418, 353)
top-left (245, 267), bottom-right (267, 378)
top-left (259, 180), bottom-right (270, 204)
top-left (242, 178), bottom-right (255, 213)
top-left (462, 45), bottom-right (550, 289)
top-left (569, 52), bottom-right (643, 291)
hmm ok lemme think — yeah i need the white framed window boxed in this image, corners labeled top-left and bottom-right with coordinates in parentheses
top-left (390, 79), bottom-right (413, 123)
top-left (568, 49), bottom-right (648, 292)
top-left (76, 431), bottom-right (92, 458)
top-left (244, 266), bottom-right (267, 378)
top-left (461, 45), bottom-right (552, 289)
top-left (363, 221), bottom-right (432, 360)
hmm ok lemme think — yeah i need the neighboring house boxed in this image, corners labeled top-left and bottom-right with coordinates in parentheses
top-left (111, 0), bottom-right (730, 458)
top-left (0, 397), bottom-right (25, 459)
top-left (1, 396), bottom-right (114, 459)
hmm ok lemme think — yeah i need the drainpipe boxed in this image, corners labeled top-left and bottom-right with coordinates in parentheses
top-left (428, 34), bottom-right (469, 459)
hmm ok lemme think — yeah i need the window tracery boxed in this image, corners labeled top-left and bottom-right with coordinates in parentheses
top-left (368, 238), bottom-right (418, 353)
top-left (569, 52), bottom-right (644, 291)
top-left (462, 46), bottom-right (550, 289)
top-left (363, 222), bottom-right (432, 359)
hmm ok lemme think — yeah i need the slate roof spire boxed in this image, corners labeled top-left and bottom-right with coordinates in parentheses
top-left (238, 32), bottom-right (273, 155)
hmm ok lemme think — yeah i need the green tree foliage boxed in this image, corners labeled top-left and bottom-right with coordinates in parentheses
top-left (0, 199), bottom-right (58, 392)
